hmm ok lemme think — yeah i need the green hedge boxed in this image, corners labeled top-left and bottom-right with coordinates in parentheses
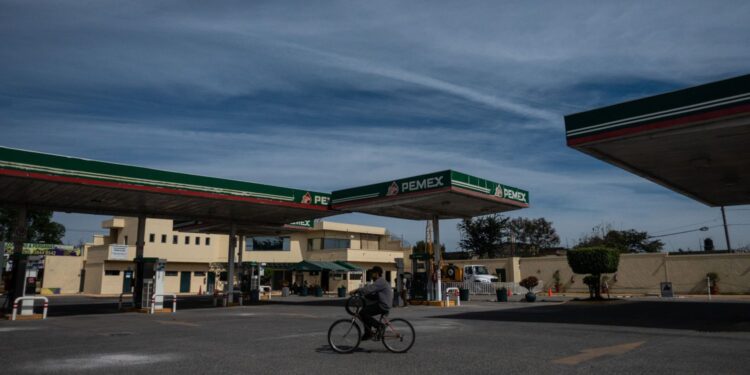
top-left (566, 247), bottom-right (620, 275)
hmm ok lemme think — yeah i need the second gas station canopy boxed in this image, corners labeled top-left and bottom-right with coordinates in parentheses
top-left (331, 170), bottom-right (529, 220)
top-left (565, 74), bottom-right (750, 207)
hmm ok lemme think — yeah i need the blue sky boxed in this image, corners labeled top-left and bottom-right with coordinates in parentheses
top-left (2, 1), bottom-right (749, 251)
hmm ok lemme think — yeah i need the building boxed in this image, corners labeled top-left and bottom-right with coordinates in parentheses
top-left (81, 217), bottom-right (408, 295)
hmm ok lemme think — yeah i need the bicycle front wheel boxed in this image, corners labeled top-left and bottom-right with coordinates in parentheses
top-left (328, 319), bottom-right (361, 354)
top-left (381, 318), bottom-right (415, 353)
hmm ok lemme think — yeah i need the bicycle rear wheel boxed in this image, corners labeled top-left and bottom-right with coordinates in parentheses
top-left (381, 318), bottom-right (415, 353)
top-left (328, 319), bottom-right (361, 354)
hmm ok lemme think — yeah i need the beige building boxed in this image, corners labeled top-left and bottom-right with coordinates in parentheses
top-left (80, 217), bottom-right (408, 295)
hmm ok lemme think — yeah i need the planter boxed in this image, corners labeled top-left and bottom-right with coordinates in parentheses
top-left (525, 292), bottom-right (536, 302)
top-left (496, 288), bottom-right (508, 302)
top-left (314, 287), bottom-right (324, 297)
top-left (337, 286), bottom-right (347, 298)
top-left (300, 287), bottom-right (308, 296)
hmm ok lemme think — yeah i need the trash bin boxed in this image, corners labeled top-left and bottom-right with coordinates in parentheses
top-left (314, 286), bottom-right (324, 297)
top-left (250, 289), bottom-right (260, 303)
top-left (337, 286), bottom-right (347, 298)
top-left (282, 287), bottom-right (290, 297)
top-left (459, 288), bottom-right (470, 302)
top-left (497, 288), bottom-right (508, 302)
top-left (300, 287), bottom-right (308, 296)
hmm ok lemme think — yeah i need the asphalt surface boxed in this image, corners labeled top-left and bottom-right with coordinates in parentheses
top-left (1, 296), bottom-right (749, 374)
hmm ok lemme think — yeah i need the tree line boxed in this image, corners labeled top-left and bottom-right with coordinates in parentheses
top-left (456, 214), bottom-right (664, 258)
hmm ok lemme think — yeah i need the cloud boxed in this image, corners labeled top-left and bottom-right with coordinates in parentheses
top-left (2, 1), bottom-right (750, 250)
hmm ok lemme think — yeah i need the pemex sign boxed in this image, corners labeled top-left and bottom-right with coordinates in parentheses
top-left (331, 170), bottom-right (529, 206)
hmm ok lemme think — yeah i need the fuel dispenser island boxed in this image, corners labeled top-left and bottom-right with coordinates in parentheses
top-left (240, 261), bottom-right (264, 302)
top-left (5, 253), bottom-right (44, 316)
top-left (133, 257), bottom-right (166, 310)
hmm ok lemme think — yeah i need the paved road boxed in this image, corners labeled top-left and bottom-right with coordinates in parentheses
top-left (1, 297), bottom-right (749, 374)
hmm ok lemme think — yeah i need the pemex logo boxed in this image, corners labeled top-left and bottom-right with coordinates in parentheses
top-left (386, 181), bottom-right (399, 196)
top-left (494, 185), bottom-right (502, 197)
top-left (301, 192), bottom-right (312, 204)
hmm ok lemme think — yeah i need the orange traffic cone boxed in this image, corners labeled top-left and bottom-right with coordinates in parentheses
top-left (548, 288), bottom-right (553, 297)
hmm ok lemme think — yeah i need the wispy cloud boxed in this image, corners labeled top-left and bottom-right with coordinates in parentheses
top-left (3, 1), bottom-right (750, 250)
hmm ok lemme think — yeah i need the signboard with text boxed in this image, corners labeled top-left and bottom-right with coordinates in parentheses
top-left (109, 244), bottom-right (129, 260)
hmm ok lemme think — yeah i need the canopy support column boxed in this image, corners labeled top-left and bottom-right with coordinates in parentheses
top-left (4, 207), bottom-right (28, 313)
top-left (133, 215), bottom-right (147, 308)
top-left (433, 215), bottom-right (442, 302)
top-left (226, 222), bottom-right (237, 304)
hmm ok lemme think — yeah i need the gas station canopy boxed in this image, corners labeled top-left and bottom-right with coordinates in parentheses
top-left (331, 170), bottom-right (529, 220)
top-left (0, 147), bottom-right (336, 226)
top-left (565, 74), bottom-right (750, 206)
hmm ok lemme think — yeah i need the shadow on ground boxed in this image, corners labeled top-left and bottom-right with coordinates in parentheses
top-left (430, 300), bottom-right (750, 332)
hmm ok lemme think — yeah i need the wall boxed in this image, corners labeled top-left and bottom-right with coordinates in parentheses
top-left (82, 263), bottom-right (103, 294)
top-left (463, 253), bottom-right (750, 295)
top-left (42, 256), bottom-right (84, 294)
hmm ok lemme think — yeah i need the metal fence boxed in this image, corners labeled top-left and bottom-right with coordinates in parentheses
top-left (442, 281), bottom-right (545, 295)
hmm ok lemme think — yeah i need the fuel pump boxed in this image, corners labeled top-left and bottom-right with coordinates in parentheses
top-left (240, 261), bottom-right (263, 302)
top-left (6, 254), bottom-right (44, 315)
top-left (133, 257), bottom-right (166, 309)
top-left (409, 252), bottom-right (430, 300)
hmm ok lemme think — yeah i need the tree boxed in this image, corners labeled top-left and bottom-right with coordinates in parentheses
top-left (412, 240), bottom-right (446, 260)
top-left (566, 247), bottom-right (620, 299)
top-left (575, 223), bottom-right (662, 253)
top-left (457, 214), bottom-right (508, 259)
top-left (508, 217), bottom-right (560, 256)
top-left (0, 208), bottom-right (66, 245)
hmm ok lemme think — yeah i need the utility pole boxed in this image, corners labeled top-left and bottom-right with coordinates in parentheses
top-left (721, 206), bottom-right (732, 252)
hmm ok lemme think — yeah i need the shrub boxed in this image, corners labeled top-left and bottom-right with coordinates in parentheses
top-left (567, 247), bottom-right (620, 299)
top-left (519, 276), bottom-right (539, 292)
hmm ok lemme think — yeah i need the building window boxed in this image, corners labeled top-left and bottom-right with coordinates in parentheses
top-left (149, 233), bottom-right (155, 243)
top-left (322, 238), bottom-right (350, 250)
top-left (360, 234), bottom-right (380, 250)
top-left (185, 236), bottom-right (190, 245)
top-left (247, 236), bottom-right (290, 251)
top-left (124, 235), bottom-right (128, 245)
top-left (195, 237), bottom-right (200, 245)
top-left (194, 271), bottom-right (206, 277)
top-left (165, 271), bottom-right (178, 277)
top-left (307, 238), bottom-right (314, 251)
top-left (205, 237), bottom-right (211, 246)
top-left (105, 270), bottom-right (120, 276)
top-left (161, 234), bottom-right (167, 243)
top-left (173, 235), bottom-right (178, 244)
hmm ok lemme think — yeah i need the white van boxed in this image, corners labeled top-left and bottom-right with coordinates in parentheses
top-left (463, 265), bottom-right (498, 283)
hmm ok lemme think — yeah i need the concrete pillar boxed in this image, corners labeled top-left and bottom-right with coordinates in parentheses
top-left (237, 234), bottom-right (244, 288)
top-left (226, 223), bottom-right (237, 304)
top-left (432, 215), bottom-right (442, 302)
top-left (133, 215), bottom-right (147, 308)
top-left (7, 207), bottom-right (28, 314)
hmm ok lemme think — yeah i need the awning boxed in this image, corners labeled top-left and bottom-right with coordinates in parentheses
top-left (292, 260), bottom-right (352, 272)
top-left (333, 261), bottom-right (363, 271)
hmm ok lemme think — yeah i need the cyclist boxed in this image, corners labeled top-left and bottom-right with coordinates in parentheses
top-left (350, 266), bottom-right (393, 340)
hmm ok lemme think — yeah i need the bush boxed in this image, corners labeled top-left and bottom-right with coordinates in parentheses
top-left (567, 247), bottom-right (620, 299)
top-left (519, 276), bottom-right (539, 292)
top-left (567, 247), bottom-right (619, 274)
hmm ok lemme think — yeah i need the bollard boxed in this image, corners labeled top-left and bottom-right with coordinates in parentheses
top-left (707, 276), bottom-right (712, 301)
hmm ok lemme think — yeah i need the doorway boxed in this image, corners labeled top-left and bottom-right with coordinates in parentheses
top-left (122, 270), bottom-right (133, 293)
top-left (321, 270), bottom-right (330, 291)
top-left (207, 272), bottom-right (216, 293)
top-left (180, 271), bottom-right (191, 293)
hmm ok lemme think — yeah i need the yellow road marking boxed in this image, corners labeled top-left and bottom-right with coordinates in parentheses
top-left (553, 341), bottom-right (645, 365)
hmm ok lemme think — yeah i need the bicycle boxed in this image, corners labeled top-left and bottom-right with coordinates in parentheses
top-left (327, 291), bottom-right (415, 354)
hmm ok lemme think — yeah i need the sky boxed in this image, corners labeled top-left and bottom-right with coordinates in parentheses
top-left (2, 1), bottom-right (750, 251)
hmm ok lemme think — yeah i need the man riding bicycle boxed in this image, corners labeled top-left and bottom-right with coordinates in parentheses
top-left (350, 266), bottom-right (392, 340)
